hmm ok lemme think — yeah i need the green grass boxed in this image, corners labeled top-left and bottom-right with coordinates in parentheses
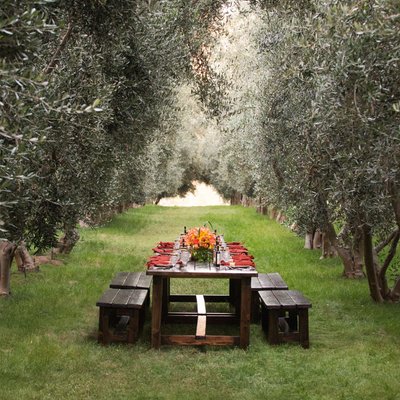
top-left (1, 205), bottom-right (400, 400)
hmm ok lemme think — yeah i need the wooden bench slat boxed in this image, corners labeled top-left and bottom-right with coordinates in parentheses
top-left (251, 273), bottom-right (288, 291)
top-left (272, 290), bottom-right (297, 309)
top-left (257, 274), bottom-right (274, 289)
top-left (287, 290), bottom-right (312, 308)
top-left (251, 276), bottom-right (263, 290)
top-left (259, 291), bottom-right (281, 309)
top-left (111, 272), bottom-right (130, 287)
top-left (97, 288), bottom-right (147, 309)
top-left (127, 289), bottom-right (148, 308)
top-left (196, 295), bottom-right (206, 315)
top-left (110, 272), bottom-right (152, 289)
top-left (268, 272), bottom-right (289, 289)
top-left (96, 288), bottom-right (119, 307)
top-left (125, 272), bottom-right (141, 288)
top-left (113, 289), bottom-right (133, 306)
top-left (137, 273), bottom-right (153, 289)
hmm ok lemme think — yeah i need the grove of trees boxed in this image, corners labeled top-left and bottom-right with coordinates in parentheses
top-left (1, 0), bottom-right (399, 303)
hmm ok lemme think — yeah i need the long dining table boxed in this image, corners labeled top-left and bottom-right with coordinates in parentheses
top-left (146, 242), bottom-right (258, 349)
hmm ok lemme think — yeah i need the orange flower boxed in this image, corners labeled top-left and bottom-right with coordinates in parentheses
top-left (184, 226), bottom-right (216, 250)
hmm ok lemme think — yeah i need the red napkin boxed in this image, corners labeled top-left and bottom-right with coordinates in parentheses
top-left (147, 262), bottom-right (172, 267)
top-left (157, 241), bottom-right (175, 248)
top-left (220, 260), bottom-right (255, 267)
top-left (147, 254), bottom-right (172, 267)
top-left (149, 256), bottom-right (171, 261)
top-left (152, 248), bottom-right (173, 255)
top-left (232, 254), bottom-right (254, 260)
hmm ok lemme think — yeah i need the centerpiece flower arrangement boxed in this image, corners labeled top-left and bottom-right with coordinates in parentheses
top-left (183, 226), bottom-right (216, 262)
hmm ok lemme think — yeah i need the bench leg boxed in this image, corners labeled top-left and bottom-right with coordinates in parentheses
top-left (139, 292), bottom-right (150, 332)
top-left (99, 307), bottom-right (111, 345)
top-left (267, 309), bottom-right (280, 345)
top-left (251, 291), bottom-right (260, 323)
top-left (128, 309), bottom-right (140, 344)
top-left (298, 309), bottom-right (310, 349)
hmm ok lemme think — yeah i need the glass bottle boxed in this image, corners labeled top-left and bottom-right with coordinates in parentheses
top-left (215, 245), bottom-right (221, 267)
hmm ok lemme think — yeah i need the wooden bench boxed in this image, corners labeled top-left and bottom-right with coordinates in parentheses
top-left (110, 271), bottom-right (152, 306)
top-left (259, 290), bottom-right (312, 348)
top-left (96, 288), bottom-right (148, 345)
top-left (251, 273), bottom-right (288, 322)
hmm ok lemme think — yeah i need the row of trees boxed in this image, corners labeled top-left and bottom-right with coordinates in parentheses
top-left (1, 0), bottom-right (225, 295)
top-left (204, 1), bottom-right (400, 302)
top-left (2, 1), bottom-right (399, 303)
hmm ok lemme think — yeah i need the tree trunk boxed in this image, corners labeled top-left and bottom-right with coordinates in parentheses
top-left (260, 205), bottom-right (268, 215)
top-left (325, 223), bottom-right (360, 278)
top-left (275, 211), bottom-right (286, 223)
top-left (362, 225), bottom-right (384, 303)
top-left (378, 230), bottom-right (400, 300)
top-left (256, 197), bottom-right (267, 214)
top-left (268, 206), bottom-right (278, 220)
top-left (304, 231), bottom-right (314, 249)
top-left (0, 241), bottom-right (17, 296)
top-left (351, 228), bottom-right (364, 277)
top-left (321, 232), bottom-right (336, 259)
top-left (56, 227), bottom-right (80, 254)
top-left (14, 242), bottom-right (37, 272)
top-left (313, 229), bottom-right (322, 249)
top-left (230, 191), bottom-right (242, 205)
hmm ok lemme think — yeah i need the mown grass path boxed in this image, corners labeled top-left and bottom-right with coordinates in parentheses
top-left (1, 205), bottom-right (400, 400)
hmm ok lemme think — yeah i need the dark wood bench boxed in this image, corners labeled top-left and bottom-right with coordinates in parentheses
top-left (259, 290), bottom-right (312, 348)
top-left (96, 288), bottom-right (148, 345)
top-left (251, 273), bottom-right (288, 322)
top-left (110, 271), bottom-right (152, 306)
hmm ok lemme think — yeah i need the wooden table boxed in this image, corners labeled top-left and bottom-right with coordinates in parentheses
top-left (147, 263), bottom-right (258, 349)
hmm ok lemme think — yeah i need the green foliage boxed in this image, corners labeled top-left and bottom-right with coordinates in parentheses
top-left (1, 1), bottom-right (61, 246)
top-left (1, 0), bottom-right (226, 250)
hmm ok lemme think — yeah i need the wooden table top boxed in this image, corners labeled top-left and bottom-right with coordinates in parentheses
top-left (146, 262), bottom-right (258, 278)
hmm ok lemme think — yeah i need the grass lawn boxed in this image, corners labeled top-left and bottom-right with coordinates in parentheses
top-left (1, 205), bottom-right (399, 400)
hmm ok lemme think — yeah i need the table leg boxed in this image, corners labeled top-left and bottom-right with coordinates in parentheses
top-left (229, 279), bottom-right (241, 315)
top-left (162, 277), bottom-right (170, 321)
top-left (151, 276), bottom-right (163, 349)
top-left (240, 277), bottom-right (251, 349)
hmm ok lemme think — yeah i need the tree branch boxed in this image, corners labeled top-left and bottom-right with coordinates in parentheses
top-left (362, 224), bottom-right (384, 303)
top-left (387, 179), bottom-right (400, 227)
top-left (375, 229), bottom-right (399, 254)
top-left (43, 22), bottom-right (73, 75)
top-left (271, 158), bottom-right (284, 185)
top-left (379, 230), bottom-right (400, 278)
